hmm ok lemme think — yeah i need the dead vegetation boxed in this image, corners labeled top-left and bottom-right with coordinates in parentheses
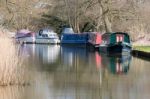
top-left (0, 28), bottom-right (30, 86)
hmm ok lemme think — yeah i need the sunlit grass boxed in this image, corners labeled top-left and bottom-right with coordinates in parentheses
top-left (133, 46), bottom-right (150, 53)
top-left (0, 30), bottom-right (30, 86)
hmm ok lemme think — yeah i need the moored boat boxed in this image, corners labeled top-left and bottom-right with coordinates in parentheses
top-left (35, 28), bottom-right (60, 44)
top-left (60, 27), bottom-right (88, 44)
top-left (99, 32), bottom-right (132, 55)
top-left (15, 29), bottom-right (36, 44)
top-left (87, 32), bottom-right (102, 49)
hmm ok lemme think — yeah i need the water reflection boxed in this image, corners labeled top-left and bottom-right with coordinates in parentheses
top-left (35, 45), bottom-right (60, 64)
top-left (89, 51), bottom-right (131, 75)
top-left (1, 45), bottom-right (150, 99)
top-left (101, 55), bottom-right (131, 75)
top-left (60, 45), bottom-right (88, 67)
top-left (19, 44), bottom-right (60, 64)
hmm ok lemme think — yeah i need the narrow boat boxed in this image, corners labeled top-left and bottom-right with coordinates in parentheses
top-left (15, 29), bottom-right (36, 44)
top-left (99, 32), bottom-right (132, 55)
top-left (87, 32), bottom-right (102, 49)
top-left (60, 27), bottom-right (88, 44)
top-left (36, 28), bottom-right (60, 44)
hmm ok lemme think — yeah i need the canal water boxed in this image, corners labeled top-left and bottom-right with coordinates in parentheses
top-left (0, 44), bottom-right (150, 99)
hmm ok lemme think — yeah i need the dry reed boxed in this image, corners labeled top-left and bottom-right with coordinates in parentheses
top-left (0, 29), bottom-right (30, 86)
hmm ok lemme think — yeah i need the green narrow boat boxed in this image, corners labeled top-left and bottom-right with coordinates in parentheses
top-left (99, 32), bottom-right (132, 55)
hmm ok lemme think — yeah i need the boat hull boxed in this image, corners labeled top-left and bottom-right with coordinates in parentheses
top-left (17, 37), bottom-right (60, 44)
top-left (35, 38), bottom-right (60, 44)
top-left (87, 43), bottom-right (99, 51)
top-left (61, 34), bottom-right (88, 44)
top-left (87, 32), bottom-right (102, 50)
top-left (100, 43), bottom-right (131, 55)
top-left (16, 37), bottom-right (35, 44)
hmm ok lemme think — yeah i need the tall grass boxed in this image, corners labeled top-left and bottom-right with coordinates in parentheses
top-left (0, 29), bottom-right (29, 86)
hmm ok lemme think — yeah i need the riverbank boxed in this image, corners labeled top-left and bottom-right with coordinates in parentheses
top-left (133, 46), bottom-right (150, 53)
top-left (132, 46), bottom-right (150, 58)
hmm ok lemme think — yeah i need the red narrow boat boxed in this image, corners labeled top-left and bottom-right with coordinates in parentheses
top-left (87, 32), bottom-right (102, 49)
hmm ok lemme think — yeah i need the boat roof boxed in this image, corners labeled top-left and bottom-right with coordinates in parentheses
top-left (102, 32), bottom-right (129, 36)
top-left (17, 29), bottom-right (32, 34)
top-left (84, 32), bottom-right (101, 34)
top-left (61, 28), bottom-right (74, 34)
top-left (39, 28), bottom-right (57, 34)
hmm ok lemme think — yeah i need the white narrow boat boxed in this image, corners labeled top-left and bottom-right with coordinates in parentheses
top-left (35, 28), bottom-right (60, 44)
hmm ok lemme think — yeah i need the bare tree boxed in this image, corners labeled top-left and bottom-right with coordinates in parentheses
top-left (97, 0), bottom-right (112, 32)
top-left (0, 0), bottom-right (150, 41)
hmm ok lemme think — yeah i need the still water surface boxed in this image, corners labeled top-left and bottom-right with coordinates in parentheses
top-left (0, 44), bottom-right (150, 99)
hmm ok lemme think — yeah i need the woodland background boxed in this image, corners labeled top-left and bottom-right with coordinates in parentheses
top-left (0, 0), bottom-right (150, 41)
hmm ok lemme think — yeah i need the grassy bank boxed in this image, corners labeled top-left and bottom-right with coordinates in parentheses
top-left (133, 46), bottom-right (150, 53)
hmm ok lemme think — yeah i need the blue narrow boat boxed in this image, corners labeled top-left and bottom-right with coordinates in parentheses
top-left (60, 28), bottom-right (88, 44)
top-left (99, 32), bottom-right (132, 55)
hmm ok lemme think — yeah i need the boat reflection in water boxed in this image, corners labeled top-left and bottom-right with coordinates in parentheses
top-left (4, 44), bottom-right (150, 99)
top-left (35, 45), bottom-right (60, 64)
top-left (100, 53), bottom-right (131, 75)
top-left (60, 45), bottom-right (87, 67)
top-left (19, 44), bottom-right (60, 64)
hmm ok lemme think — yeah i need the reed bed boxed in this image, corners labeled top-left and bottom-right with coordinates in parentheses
top-left (0, 29), bottom-right (30, 86)
top-left (0, 86), bottom-right (25, 99)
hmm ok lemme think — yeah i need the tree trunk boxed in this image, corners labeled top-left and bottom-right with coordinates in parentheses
top-left (104, 13), bottom-right (112, 32)
top-left (98, 0), bottom-right (112, 32)
top-left (64, 0), bottom-right (72, 27)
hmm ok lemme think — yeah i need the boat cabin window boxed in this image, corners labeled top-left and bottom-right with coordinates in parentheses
top-left (116, 34), bottom-right (124, 42)
top-left (51, 34), bottom-right (55, 36)
top-left (39, 30), bottom-right (43, 36)
top-left (42, 34), bottom-right (48, 37)
top-left (102, 40), bottom-right (108, 44)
